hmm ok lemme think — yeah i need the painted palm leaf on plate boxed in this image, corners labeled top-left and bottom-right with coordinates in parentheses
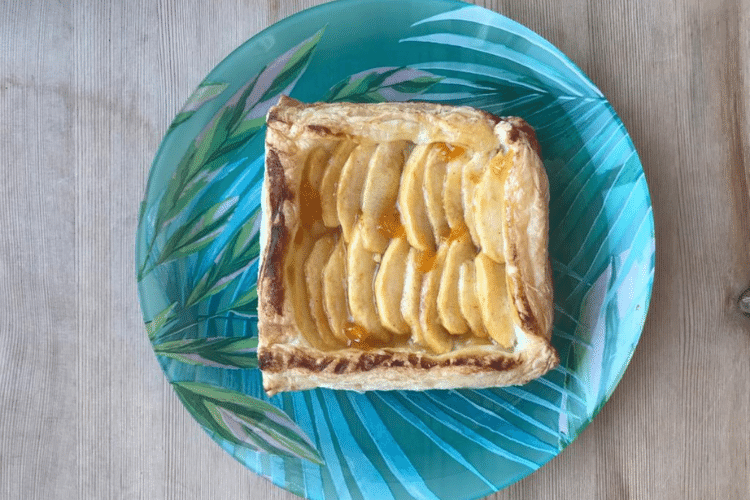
top-left (145, 301), bottom-right (178, 342)
top-left (173, 382), bottom-right (324, 465)
top-left (184, 207), bottom-right (261, 309)
top-left (324, 66), bottom-right (443, 103)
top-left (154, 337), bottom-right (258, 369)
top-left (167, 81), bottom-right (230, 133)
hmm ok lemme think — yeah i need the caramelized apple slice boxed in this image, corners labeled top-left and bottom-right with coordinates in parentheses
top-left (443, 157), bottom-right (465, 230)
top-left (305, 234), bottom-right (339, 347)
top-left (461, 151), bottom-right (489, 247)
top-left (286, 231), bottom-right (327, 350)
top-left (337, 143), bottom-right (376, 242)
top-left (401, 247), bottom-right (425, 345)
top-left (374, 237), bottom-right (410, 334)
top-left (437, 234), bottom-right (474, 334)
top-left (474, 150), bottom-right (514, 263)
top-left (322, 237), bottom-right (350, 345)
top-left (475, 252), bottom-right (514, 349)
top-left (320, 140), bottom-right (357, 227)
top-left (458, 261), bottom-right (487, 337)
top-left (360, 141), bottom-right (408, 253)
top-left (398, 144), bottom-right (436, 251)
top-left (347, 225), bottom-right (391, 342)
top-left (419, 243), bottom-right (453, 354)
top-left (423, 146), bottom-right (450, 242)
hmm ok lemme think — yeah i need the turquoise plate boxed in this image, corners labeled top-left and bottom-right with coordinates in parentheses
top-left (136, 1), bottom-right (655, 498)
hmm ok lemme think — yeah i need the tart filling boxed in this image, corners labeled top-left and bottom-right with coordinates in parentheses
top-left (258, 96), bottom-right (557, 396)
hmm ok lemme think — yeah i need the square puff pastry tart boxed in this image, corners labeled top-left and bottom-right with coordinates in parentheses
top-left (257, 96), bottom-right (557, 396)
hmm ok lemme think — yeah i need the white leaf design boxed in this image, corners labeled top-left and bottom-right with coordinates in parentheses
top-left (575, 258), bottom-right (612, 414)
top-left (409, 5), bottom-right (603, 97)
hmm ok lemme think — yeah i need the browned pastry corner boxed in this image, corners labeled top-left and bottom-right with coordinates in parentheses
top-left (257, 95), bottom-right (557, 396)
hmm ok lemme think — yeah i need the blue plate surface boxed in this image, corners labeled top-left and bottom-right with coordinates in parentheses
top-left (136, 1), bottom-right (655, 498)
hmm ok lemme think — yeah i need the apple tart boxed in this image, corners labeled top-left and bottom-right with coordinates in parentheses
top-left (257, 96), bottom-right (557, 396)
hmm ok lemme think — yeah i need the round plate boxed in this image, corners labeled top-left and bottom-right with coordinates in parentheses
top-left (136, 1), bottom-right (655, 498)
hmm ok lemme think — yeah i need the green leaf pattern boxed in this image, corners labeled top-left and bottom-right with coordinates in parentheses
top-left (257, 28), bottom-right (325, 104)
top-left (236, 26), bottom-right (325, 127)
top-left (145, 302), bottom-right (177, 341)
top-left (325, 66), bottom-right (443, 103)
top-left (167, 82), bottom-right (230, 133)
top-left (152, 196), bottom-right (238, 270)
top-left (173, 382), bottom-right (324, 465)
top-left (153, 337), bottom-right (258, 369)
top-left (223, 284), bottom-right (258, 317)
top-left (185, 208), bottom-right (261, 308)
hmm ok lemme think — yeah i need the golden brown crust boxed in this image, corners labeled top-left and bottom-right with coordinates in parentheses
top-left (258, 335), bottom-right (558, 395)
top-left (500, 119), bottom-right (554, 340)
top-left (258, 96), bottom-right (556, 396)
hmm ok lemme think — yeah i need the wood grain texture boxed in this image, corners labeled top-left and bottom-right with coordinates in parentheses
top-left (0, 0), bottom-right (748, 499)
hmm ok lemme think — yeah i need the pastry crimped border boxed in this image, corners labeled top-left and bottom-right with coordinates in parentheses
top-left (257, 96), bottom-right (557, 396)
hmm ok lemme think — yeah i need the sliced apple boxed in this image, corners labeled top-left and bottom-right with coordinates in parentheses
top-left (461, 152), bottom-right (488, 247)
top-left (286, 231), bottom-right (331, 350)
top-left (322, 237), bottom-right (350, 345)
top-left (398, 144), bottom-right (436, 252)
top-left (374, 237), bottom-right (410, 334)
top-left (423, 146), bottom-right (450, 243)
top-left (320, 140), bottom-right (357, 227)
top-left (305, 147), bottom-right (329, 187)
top-left (337, 142), bottom-right (376, 241)
top-left (443, 157), bottom-right (465, 230)
top-left (458, 261), bottom-right (487, 338)
top-left (474, 151), bottom-right (514, 263)
top-left (419, 244), bottom-right (453, 354)
top-left (360, 141), bottom-right (408, 253)
top-left (474, 252), bottom-right (514, 349)
top-left (401, 247), bottom-right (425, 346)
top-left (347, 224), bottom-right (391, 342)
top-left (305, 234), bottom-right (338, 347)
top-left (437, 235), bottom-right (474, 334)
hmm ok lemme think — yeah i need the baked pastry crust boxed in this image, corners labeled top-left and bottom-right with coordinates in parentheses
top-left (258, 96), bottom-right (556, 396)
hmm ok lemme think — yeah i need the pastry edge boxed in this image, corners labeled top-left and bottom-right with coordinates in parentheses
top-left (259, 325), bottom-right (558, 396)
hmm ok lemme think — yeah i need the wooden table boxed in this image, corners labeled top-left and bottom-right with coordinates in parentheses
top-left (2, 0), bottom-right (748, 498)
